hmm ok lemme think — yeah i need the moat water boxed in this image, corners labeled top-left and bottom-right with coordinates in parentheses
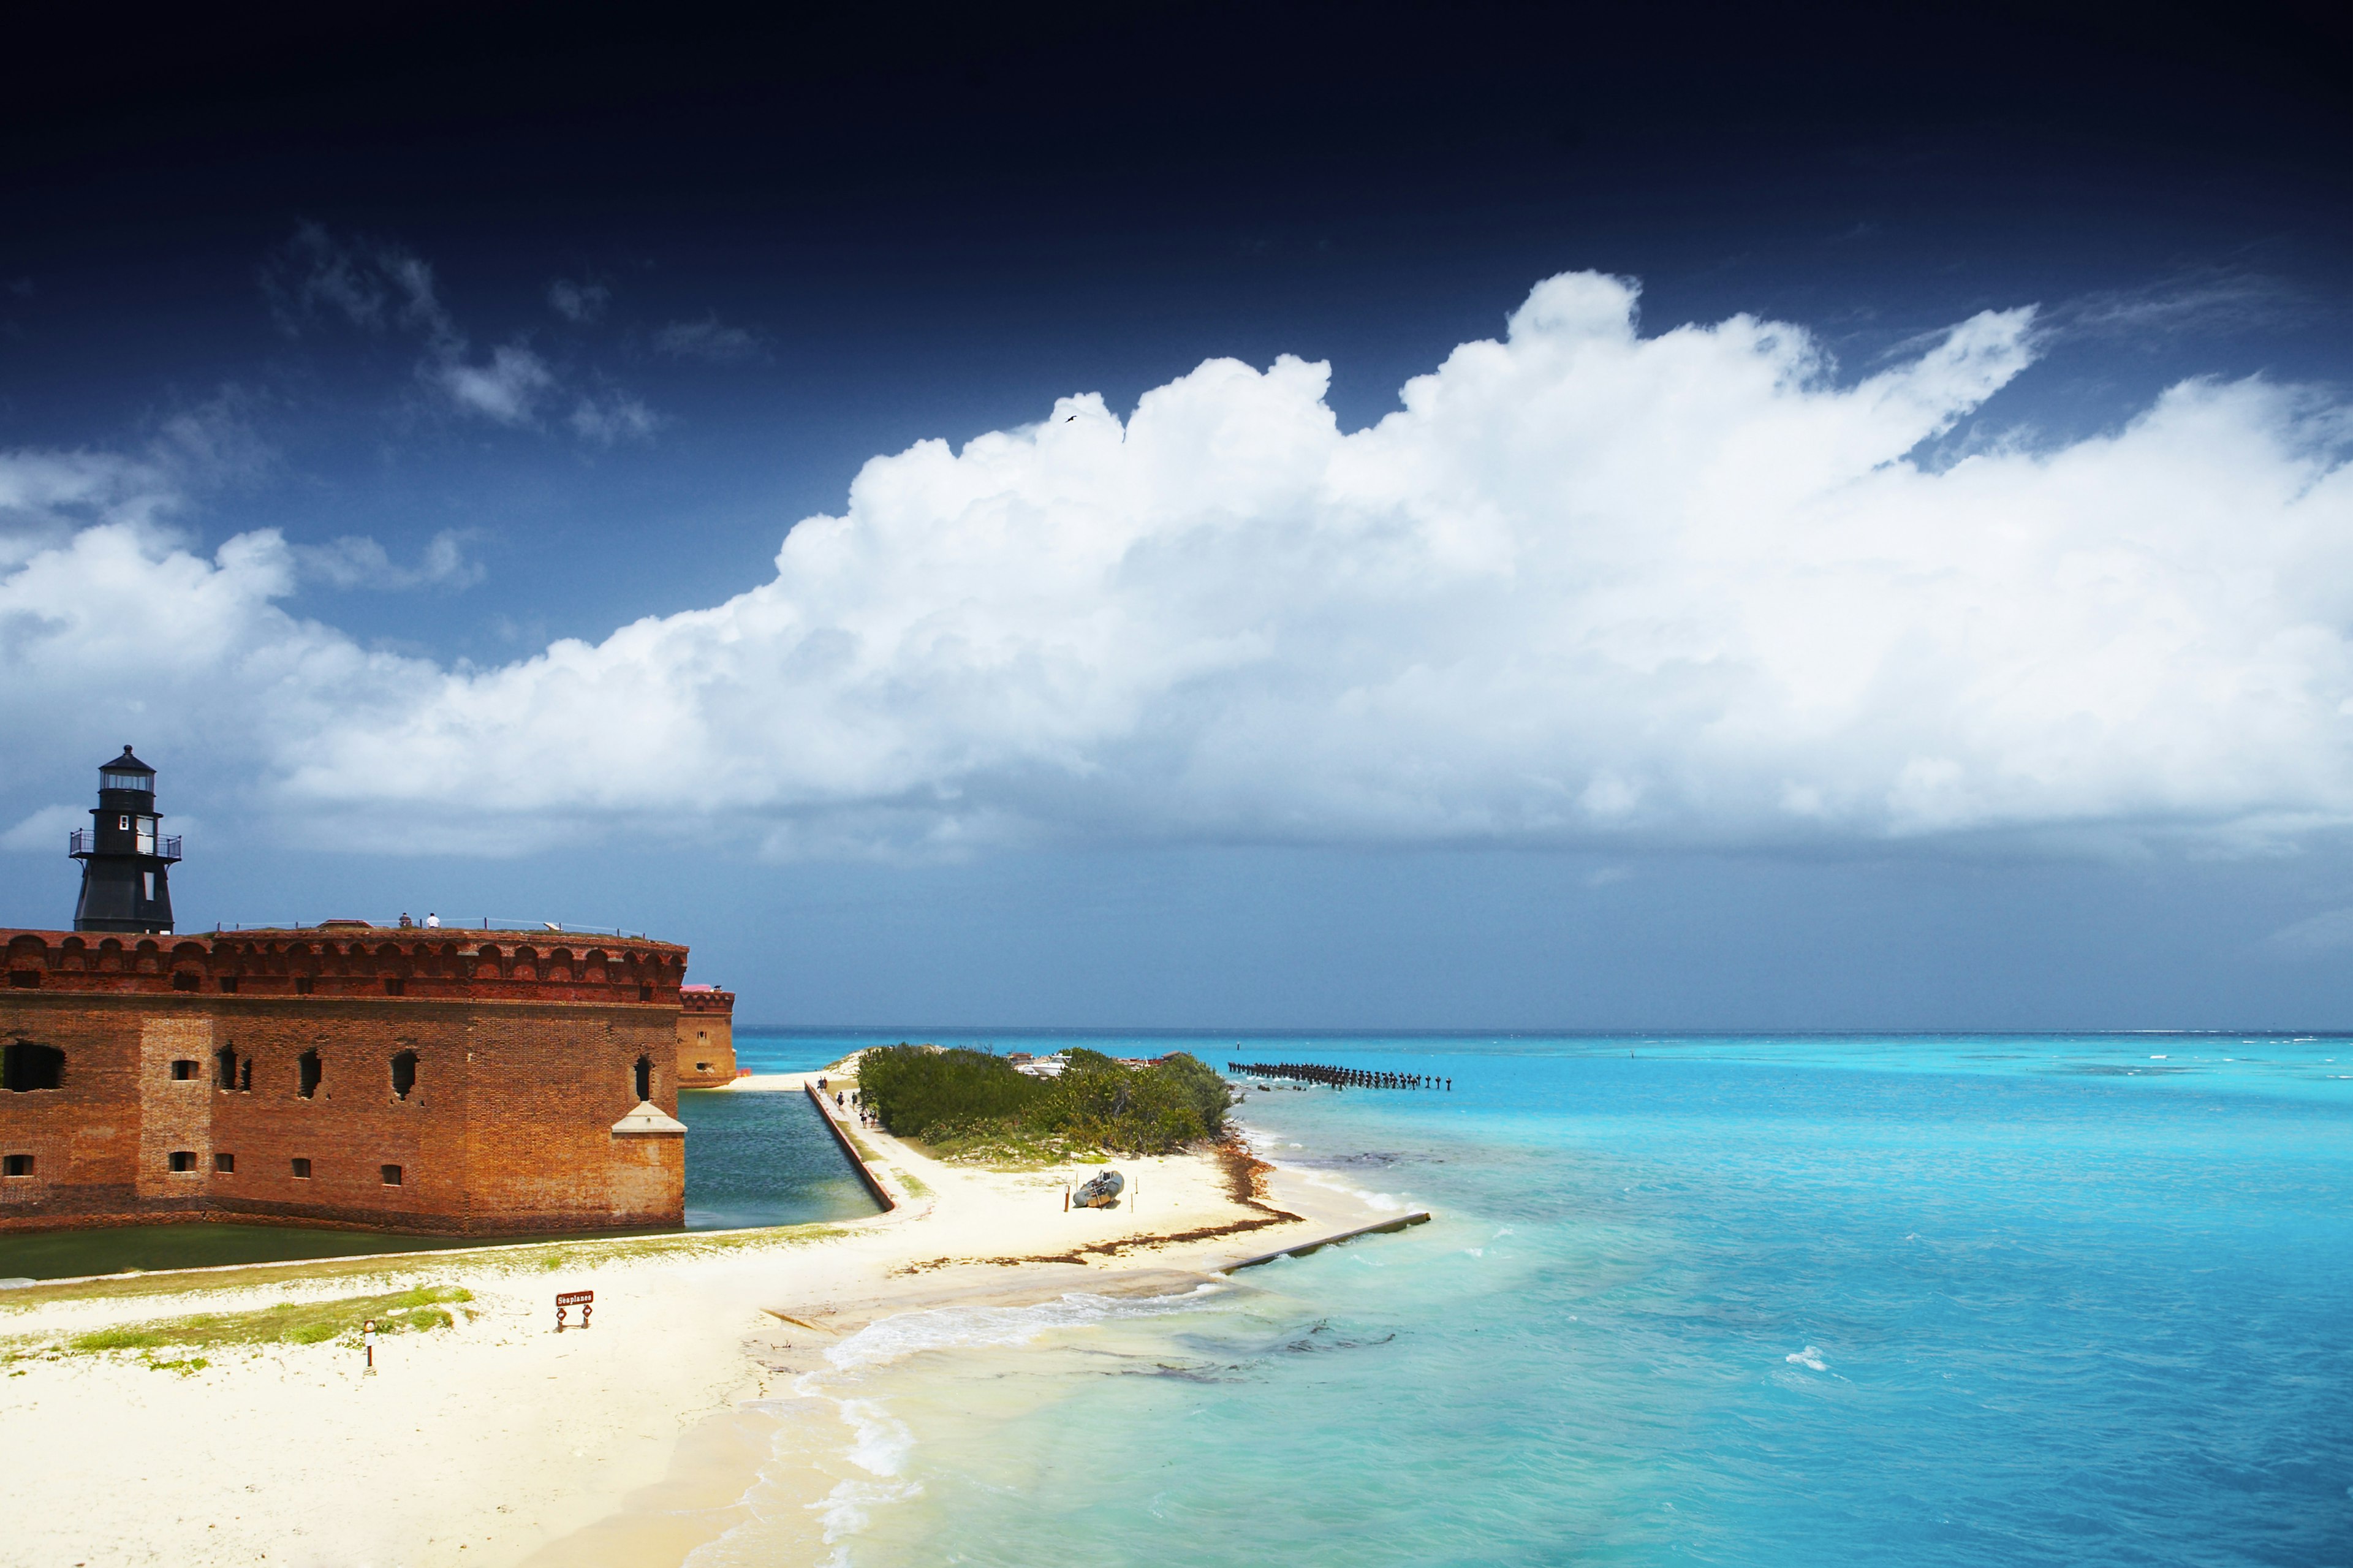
top-left (0, 1055), bottom-right (876, 1281)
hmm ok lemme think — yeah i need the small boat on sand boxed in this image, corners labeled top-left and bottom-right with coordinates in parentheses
top-left (1073, 1170), bottom-right (1124, 1209)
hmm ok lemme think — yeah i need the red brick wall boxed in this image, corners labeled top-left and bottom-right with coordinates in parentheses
top-left (676, 988), bottom-right (737, 1087)
top-left (0, 928), bottom-right (689, 1236)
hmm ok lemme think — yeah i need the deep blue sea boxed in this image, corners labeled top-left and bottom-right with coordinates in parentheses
top-left (708, 1031), bottom-right (2353, 1568)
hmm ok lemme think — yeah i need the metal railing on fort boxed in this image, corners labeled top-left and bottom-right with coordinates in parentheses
top-left (68, 828), bottom-right (181, 860)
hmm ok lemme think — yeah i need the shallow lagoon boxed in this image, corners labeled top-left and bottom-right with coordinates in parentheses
top-left (704, 1032), bottom-right (2353, 1568)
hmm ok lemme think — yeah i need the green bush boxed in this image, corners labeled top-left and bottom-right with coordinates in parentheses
top-left (859, 1045), bottom-right (1046, 1138)
top-left (61, 1284), bottom-right (474, 1355)
top-left (859, 1045), bottom-right (1227, 1157)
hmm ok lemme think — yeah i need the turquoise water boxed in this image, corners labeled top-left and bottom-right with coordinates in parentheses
top-left (701, 1032), bottom-right (2353, 1568)
top-left (0, 1086), bottom-right (874, 1280)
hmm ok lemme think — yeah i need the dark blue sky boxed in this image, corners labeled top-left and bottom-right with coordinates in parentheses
top-left (2, 2), bottom-right (2347, 1026)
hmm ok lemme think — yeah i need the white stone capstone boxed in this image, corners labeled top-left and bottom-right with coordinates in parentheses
top-left (610, 1100), bottom-right (688, 1135)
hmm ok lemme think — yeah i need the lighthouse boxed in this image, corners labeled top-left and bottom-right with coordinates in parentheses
top-left (70, 746), bottom-right (180, 934)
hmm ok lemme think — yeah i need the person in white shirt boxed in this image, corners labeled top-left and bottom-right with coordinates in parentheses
top-left (424, 912), bottom-right (439, 928)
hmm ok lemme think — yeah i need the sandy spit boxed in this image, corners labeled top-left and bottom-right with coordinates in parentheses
top-left (1, 1076), bottom-right (1393, 1567)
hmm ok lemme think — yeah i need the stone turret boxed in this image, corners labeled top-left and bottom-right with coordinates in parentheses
top-left (677, 985), bottom-right (737, 1086)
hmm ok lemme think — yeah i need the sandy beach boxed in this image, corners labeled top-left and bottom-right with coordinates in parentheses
top-left (0, 1072), bottom-right (1404, 1568)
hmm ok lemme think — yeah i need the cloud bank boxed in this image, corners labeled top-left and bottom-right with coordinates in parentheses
top-left (4, 273), bottom-right (2347, 858)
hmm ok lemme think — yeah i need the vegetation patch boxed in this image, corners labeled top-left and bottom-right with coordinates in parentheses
top-left (860, 1046), bottom-right (1228, 1159)
top-left (58, 1286), bottom-right (474, 1355)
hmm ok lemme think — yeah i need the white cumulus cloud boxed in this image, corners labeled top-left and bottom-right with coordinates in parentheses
top-left (0, 449), bottom-right (178, 566)
top-left (3, 271), bottom-right (2347, 859)
top-left (294, 529), bottom-right (486, 591)
top-left (568, 392), bottom-right (662, 445)
top-left (1, 804), bottom-right (86, 855)
top-left (429, 343), bottom-right (555, 426)
top-left (268, 226), bottom-right (642, 438)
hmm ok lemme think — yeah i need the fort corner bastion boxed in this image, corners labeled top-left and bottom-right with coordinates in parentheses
top-left (0, 925), bottom-right (719, 1236)
top-left (677, 983), bottom-right (738, 1088)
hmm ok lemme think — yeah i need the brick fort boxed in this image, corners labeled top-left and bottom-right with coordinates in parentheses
top-left (0, 749), bottom-right (738, 1236)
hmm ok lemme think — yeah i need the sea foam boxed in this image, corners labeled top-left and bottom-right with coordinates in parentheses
top-left (822, 1286), bottom-right (1227, 1374)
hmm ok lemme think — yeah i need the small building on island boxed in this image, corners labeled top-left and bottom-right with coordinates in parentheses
top-left (0, 749), bottom-right (730, 1237)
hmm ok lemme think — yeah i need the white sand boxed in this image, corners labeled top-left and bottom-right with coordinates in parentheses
top-left (0, 1081), bottom-right (1398, 1567)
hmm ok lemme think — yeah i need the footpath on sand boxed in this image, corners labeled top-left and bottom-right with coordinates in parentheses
top-left (0, 1061), bottom-right (1423, 1567)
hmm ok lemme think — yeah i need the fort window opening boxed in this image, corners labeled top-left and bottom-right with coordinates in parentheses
top-left (7, 971), bottom-right (36, 988)
top-left (290, 1157), bottom-right (311, 1178)
top-left (2, 1042), bottom-right (64, 1093)
top-left (391, 1051), bottom-right (418, 1100)
top-left (3, 1154), bottom-right (32, 1177)
top-left (695, 1062), bottom-right (711, 1073)
top-left (168, 1151), bottom-right (197, 1173)
top-left (384, 977), bottom-right (405, 996)
top-left (214, 1152), bottom-right (235, 1174)
top-left (294, 975), bottom-right (314, 995)
top-left (638, 984), bottom-right (653, 1001)
top-left (634, 1055), bottom-right (653, 1100)
top-left (238, 1058), bottom-right (251, 1091)
top-left (171, 971), bottom-right (199, 991)
top-left (381, 1164), bottom-right (403, 1186)
top-left (218, 975), bottom-right (238, 994)
top-left (215, 1045), bottom-right (237, 1089)
top-left (298, 1051), bottom-right (321, 1098)
top-left (172, 1059), bottom-right (199, 1080)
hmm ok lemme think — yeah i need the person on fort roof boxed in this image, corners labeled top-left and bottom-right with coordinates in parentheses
top-left (399, 913), bottom-right (413, 928)
top-left (424, 912), bottom-right (439, 928)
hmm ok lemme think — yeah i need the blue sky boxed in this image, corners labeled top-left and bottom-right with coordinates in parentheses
top-left (2, 3), bottom-right (2347, 1027)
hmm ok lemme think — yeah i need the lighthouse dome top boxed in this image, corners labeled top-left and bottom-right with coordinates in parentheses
top-left (99, 746), bottom-right (154, 793)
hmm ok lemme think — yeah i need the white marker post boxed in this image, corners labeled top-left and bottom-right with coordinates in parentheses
top-left (362, 1319), bottom-right (377, 1373)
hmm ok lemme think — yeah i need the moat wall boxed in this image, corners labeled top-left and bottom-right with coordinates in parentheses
top-left (0, 928), bottom-right (692, 1235)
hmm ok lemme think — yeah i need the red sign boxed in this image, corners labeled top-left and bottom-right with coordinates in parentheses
top-left (555, 1291), bottom-right (593, 1306)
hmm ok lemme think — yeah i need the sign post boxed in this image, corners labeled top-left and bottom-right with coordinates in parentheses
top-left (556, 1290), bottom-right (593, 1331)
top-left (362, 1319), bottom-right (377, 1371)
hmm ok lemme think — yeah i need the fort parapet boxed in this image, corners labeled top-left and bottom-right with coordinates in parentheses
top-left (0, 926), bottom-right (692, 1237)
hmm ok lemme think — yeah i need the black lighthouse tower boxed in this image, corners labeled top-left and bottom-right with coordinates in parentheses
top-left (70, 746), bottom-right (180, 934)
